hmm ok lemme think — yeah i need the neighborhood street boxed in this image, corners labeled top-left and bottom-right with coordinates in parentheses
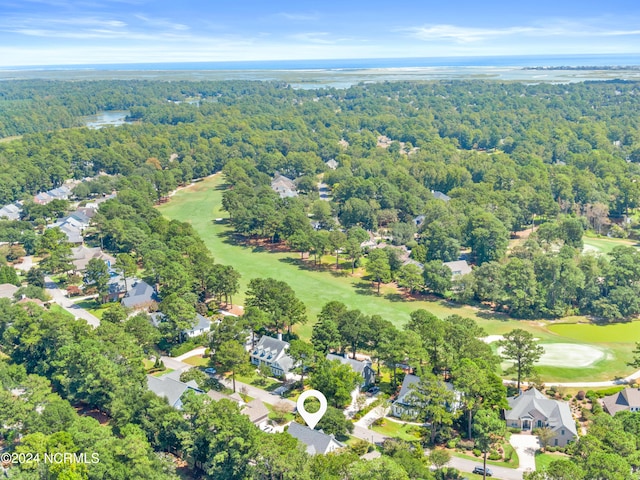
top-left (160, 350), bottom-right (526, 479)
top-left (44, 276), bottom-right (100, 327)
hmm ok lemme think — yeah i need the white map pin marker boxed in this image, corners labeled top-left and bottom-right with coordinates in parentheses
top-left (297, 389), bottom-right (328, 429)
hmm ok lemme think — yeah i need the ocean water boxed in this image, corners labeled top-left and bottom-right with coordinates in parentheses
top-left (4, 54), bottom-right (640, 71)
top-left (2, 54), bottom-right (640, 87)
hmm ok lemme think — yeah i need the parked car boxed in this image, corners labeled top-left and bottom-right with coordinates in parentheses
top-left (367, 386), bottom-right (380, 396)
top-left (204, 367), bottom-right (217, 375)
top-left (472, 466), bottom-right (493, 477)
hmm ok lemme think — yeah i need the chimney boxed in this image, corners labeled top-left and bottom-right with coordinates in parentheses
top-left (277, 333), bottom-right (282, 341)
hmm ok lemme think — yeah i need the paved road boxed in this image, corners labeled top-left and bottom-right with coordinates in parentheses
top-left (45, 277), bottom-right (100, 327)
top-left (14, 255), bottom-right (33, 272)
top-left (447, 456), bottom-right (523, 480)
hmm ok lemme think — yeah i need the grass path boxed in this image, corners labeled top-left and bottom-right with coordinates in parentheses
top-left (158, 174), bottom-right (640, 382)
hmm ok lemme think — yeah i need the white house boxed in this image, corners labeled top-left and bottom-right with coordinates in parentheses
top-left (250, 335), bottom-right (295, 377)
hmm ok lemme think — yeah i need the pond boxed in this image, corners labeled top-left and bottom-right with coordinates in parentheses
top-left (83, 110), bottom-right (131, 129)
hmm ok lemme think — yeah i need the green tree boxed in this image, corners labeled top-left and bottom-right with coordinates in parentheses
top-left (345, 456), bottom-right (409, 480)
top-left (422, 260), bottom-right (452, 295)
top-left (245, 278), bottom-right (307, 334)
top-left (37, 227), bottom-right (72, 273)
top-left (328, 230), bottom-right (347, 268)
top-left (367, 249), bottom-right (391, 294)
top-left (214, 340), bottom-right (249, 393)
top-left (84, 258), bottom-right (109, 302)
top-left (473, 409), bottom-right (506, 480)
top-left (316, 406), bottom-right (354, 439)
top-left (396, 263), bottom-right (423, 293)
top-left (499, 329), bottom-right (544, 391)
top-left (309, 360), bottom-right (360, 408)
top-left (289, 339), bottom-right (315, 387)
top-left (115, 252), bottom-right (137, 292)
top-left (407, 373), bottom-right (459, 444)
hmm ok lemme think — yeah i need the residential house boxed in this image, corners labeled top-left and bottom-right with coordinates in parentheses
top-left (287, 422), bottom-right (346, 455)
top-left (121, 280), bottom-right (158, 310)
top-left (250, 335), bottom-right (295, 378)
top-left (146, 374), bottom-right (203, 410)
top-left (602, 387), bottom-right (640, 415)
top-left (0, 202), bottom-right (22, 221)
top-left (443, 260), bottom-right (472, 277)
top-left (271, 174), bottom-right (298, 198)
top-left (104, 274), bottom-right (135, 303)
top-left (48, 214), bottom-right (89, 244)
top-left (0, 283), bottom-right (18, 299)
top-left (182, 313), bottom-right (212, 339)
top-left (326, 353), bottom-right (375, 390)
top-left (326, 159), bottom-right (339, 170)
top-left (206, 390), bottom-right (270, 428)
top-left (34, 185), bottom-right (73, 205)
top-left (391, 374), bottom-right (461, 419)
top-left (505, 388), bottom-right (578, 447)
top-left (432, 190), bottom-right (451, 202)
top-left (70, 245), bottom-right (115, 272)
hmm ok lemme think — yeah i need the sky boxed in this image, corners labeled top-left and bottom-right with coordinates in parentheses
top-left (0, 0), bottom-right (639, 67)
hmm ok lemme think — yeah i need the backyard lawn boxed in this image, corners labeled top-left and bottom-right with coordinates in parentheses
top-left (72, 299), bottom-right (110, 319)
top-left (182, 355), bottom-right (210, 367)
top-left (370, 419), bottom-right (423, 442)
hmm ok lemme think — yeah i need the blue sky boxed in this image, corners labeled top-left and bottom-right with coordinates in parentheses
top-left (0, 0), bottom-right (639, 66)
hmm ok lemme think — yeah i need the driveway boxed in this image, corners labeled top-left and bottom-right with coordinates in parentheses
top-left (45, 276), bottom-right (100, 327)
top-left (447, 455), bottom-right (524, 480)
top-left (510, 433), bottom-right (540, 476)
top-left (14, 255), bottom-right (33, 272)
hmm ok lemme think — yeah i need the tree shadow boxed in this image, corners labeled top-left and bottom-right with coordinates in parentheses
top-left (353, 280), bottom-right (376, 297)
top-left (384, 293), bottom-right (406, 303)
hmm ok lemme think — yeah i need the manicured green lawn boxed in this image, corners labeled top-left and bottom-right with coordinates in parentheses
top-left (49, 303), bottom-right (75, 320)
top-left (158, 175), bottom-right (548, 337)
top-left (452, 450), bottom-right (518, 469)
top-left (535, 451), bottom-right (567, 470)
top-left (73, 299), bottom-right (110, 319)
top-left (158, 175), bottom-right (640, 382)
top-left (548, 321), bottom-right (640, 343)
top-left (151, 368), bottom-right (174, 377)
top-left (182, 355), bottom-right (210, 367)
top-left (370, 419), bottom-right (423, 442)
top-left (235, 371), bottom-right (282, 391)
top-left (583, 236), bottom-right (639, 255)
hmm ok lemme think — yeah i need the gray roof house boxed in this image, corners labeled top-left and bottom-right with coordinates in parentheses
top-left (70, 245), bottom-right (115, 272)
top-left (48, 214), bottom-right (89, 244)
top-left (121, 280), bottom-right (158, 310)
top-left (250, 335), bottom-right (295, 378)
top-left (326, 353), bottom-right (375, 389)
top-left (432, 190), bottom-right (451, 202)
top-left (182, 313), bottom-right (212, 339)
top-left (206, 391), bottom-right (270, 427)
top-left (146, 375), bottom-right (203, 409)
top-left (392, 374), bottom-right (460, 419)
top-left (287, 422), bottom-right (346, 455)
top-left (0, 203), bottom-right (22, 221)
top-left (443, 260), bottom-right (472, 277)
top-left (602, 387), bottom-right (640, 416)
top-left (271, 174), bottom-right (298, 198)
top-left (505, 388), bottom-right (578, 447)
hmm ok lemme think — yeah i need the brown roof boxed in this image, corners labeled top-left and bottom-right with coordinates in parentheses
top-left (602, 388), bottom-right (640, 415)
top-left (243, 399), bottom-right (270, 425)
top-left (206, 389), bottom-right (244, 405)
top-left (71, 246), bottom-right (116, 271)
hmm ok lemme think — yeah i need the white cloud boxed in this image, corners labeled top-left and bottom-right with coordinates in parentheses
top-left (404, 20), bottom-right (640, 44)
top-left (276, 12), bottom-right (320, 21)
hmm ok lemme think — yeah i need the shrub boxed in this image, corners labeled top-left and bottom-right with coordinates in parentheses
top-left (508, 427), bottom-right (521, 434)
top-left (458, 439), bottom-right (475, 450)
top-left (447, 438), bottom-right (459, 449)
top-left (576, 390), bottom-right (586, 400)
top-left (372, 417), bottom-right (385, 427)
top-left (488, 451), bottom-right (501, 461)
top-left (472, 449), bottom-right (482, 457)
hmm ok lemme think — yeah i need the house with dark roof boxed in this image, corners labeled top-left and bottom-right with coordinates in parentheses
top-left (602, 387), bottom-right (640, 416)
top-left (271, 174), bottom-right (298, 198)
top-left (391, 374), bottom-right (461, 419)
top-left (505, 388), bottom-right (577, 447)
top-left (206, 390), bottom-right (270, 427)
top-left (121, 280), bottom-right (158, 310)
top-left (146, 374), bottom-right (203, 409)
top-left (250, 335), bottom-right (295, 378)
top-left (287, 422), bottom-right (346, 455)
top-left (326, 353), bottom-right (375, 389)
top-left (443, 260), bottom-right (472, 277)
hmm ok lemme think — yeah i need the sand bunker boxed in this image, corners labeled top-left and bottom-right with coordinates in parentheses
top-left (498, 343), bottom-right (605, 368)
